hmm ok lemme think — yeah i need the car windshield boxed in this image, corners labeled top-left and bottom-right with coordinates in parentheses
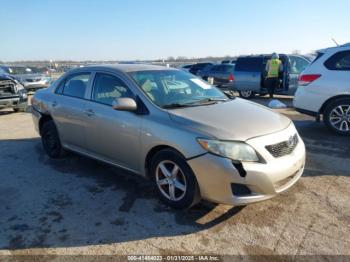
top-left (129, 70), bottom-right (228, 109)
top-left (29, 67), bottom-right (47, 74)
top-left (8, 67), bottom-right (32, 75)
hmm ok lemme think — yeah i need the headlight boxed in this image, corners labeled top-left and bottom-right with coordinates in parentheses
top-left (15, 83), bottom-right (24, 91)
top-left (197, 139), bottom-right (260, 162)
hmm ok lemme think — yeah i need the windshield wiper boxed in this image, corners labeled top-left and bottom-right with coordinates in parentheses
top-left (186, 97), bottom-right (229, 105)
top-left (162, 103), bottom-right (192, 109)
top-left (163, 98), bottom-right (229, 109)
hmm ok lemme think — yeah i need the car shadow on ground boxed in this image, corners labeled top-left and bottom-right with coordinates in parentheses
top-left (250, 95), bottom-right (294, 108)
top-left (0, 138), bottom-right (244, 250)
top-left (0, 110), bottom-right (15, 116)
top-left (293, 119), bottom-right (350, 178)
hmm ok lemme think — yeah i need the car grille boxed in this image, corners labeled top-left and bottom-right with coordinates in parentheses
top-left (0, 80), bottom-right (15, 95)
top-left (265, 134), bottom-right (299, 158)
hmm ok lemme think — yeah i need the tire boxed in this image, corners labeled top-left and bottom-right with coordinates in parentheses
top-left (239, 90), bottom-right (255, 99)
top-left (150, 149), bottom-right (201, 209)
top-left (324, 98), bottom-right (350, 136)
top-left (41, 120), bottom-right (66, 158)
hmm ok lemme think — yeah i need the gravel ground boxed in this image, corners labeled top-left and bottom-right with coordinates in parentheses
top-left (0, 97), bottom-right (349, 258)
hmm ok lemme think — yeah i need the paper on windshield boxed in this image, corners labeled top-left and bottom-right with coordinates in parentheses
top-left (190, 78), bottom-right (211, 89)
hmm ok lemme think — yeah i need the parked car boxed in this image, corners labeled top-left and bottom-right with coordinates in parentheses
top-left (32, 64), bottom-right (305, 209)
top-left (294, 43), bottom-right (350, 135)
top-left (189, 62), bottom-right (213, 75)
top-left (180, 64), bottom-right (193, 72)
top-left (232, 54), bottom-right (311, 98)
top-left (221, 59), bottom-right (236, 64)
top-left (0, 65), bottom-right (52, 91)
top-left (0, 73), bottom-right (28, 112)
top-left (197, 64), bottom-right (235, 89)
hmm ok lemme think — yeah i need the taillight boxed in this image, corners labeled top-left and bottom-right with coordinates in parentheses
top-left (229, 73), bottom-right (235, 82)
top-left (298, 74), bottom-right (321, 86)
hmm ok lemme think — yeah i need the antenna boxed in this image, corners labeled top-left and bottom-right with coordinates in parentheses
top-left (332, 38), bottom-right (339, 46)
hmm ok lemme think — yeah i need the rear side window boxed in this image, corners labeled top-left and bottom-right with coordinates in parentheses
top-left (289, 56), bottom-right (310, 74)
top-left (235, 57), bottom-right (263, 72)
top-left (61, 73), bottom-right (90, 99)
top-left (325, 51), bottom-right (350, 71)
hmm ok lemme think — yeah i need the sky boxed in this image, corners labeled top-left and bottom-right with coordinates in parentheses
top-left (0, 0), bottom-right (349, 61)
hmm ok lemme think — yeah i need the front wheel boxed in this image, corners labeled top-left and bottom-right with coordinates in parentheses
top-left (150, 149), bottom-right (200, 209)
top-left (324, 98), bottom-right (350, 136)
top-left (239, 90), bottom-right (255, 99)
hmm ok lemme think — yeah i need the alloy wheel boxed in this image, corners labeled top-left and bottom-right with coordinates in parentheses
top-left (155, 160), bottom-right (187, 201)
top-left (329, 105), bottom-right (350, 132)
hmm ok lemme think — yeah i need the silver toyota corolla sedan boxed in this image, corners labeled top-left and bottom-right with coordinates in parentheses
top-left (31, 64), bottom-right (305, 209)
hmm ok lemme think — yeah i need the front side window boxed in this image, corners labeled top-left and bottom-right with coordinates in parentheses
top-left (92, 73), bottom-right (133, 106)
top-left (129, 70), bottom-right (228, 109)
top-left (62, 73), bottom-right (90, 99)
top-left (325, 51), bottom-right (350, 71)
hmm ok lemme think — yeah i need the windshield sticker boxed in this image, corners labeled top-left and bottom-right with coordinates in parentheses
top-left (190, 78), bottom-right (211, 89)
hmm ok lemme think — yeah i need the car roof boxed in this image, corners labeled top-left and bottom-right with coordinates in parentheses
top-left (317, 43), bottom-right (350, 54)
top-left (70, 64), bottom-right (176, 74)
top-left (237, 54), bottom-right (288, 58)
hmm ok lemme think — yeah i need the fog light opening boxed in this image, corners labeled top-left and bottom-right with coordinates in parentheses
top-left (231, 183), bottom-right (252, 196)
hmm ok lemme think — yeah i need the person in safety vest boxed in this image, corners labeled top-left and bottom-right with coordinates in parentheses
top-left (265, 53), bottom-right (283, 98)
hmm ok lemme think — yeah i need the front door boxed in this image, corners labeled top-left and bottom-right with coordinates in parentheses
top-left (84, 72), bottom-right (142, 172)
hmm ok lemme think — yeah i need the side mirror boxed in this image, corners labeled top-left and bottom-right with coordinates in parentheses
top-left (112, 98), bottom-right (137, 111)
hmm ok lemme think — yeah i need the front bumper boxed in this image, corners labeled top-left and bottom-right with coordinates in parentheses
top-left (23, 81), bottom-right (50, 90)
top-left (187, 124), bottom-right (306, 206)
top-left (0, 95), bottom-right (27, 109)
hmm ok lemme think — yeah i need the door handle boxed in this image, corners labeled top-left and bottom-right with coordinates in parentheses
top-left (85, 109), bottom-right (95, 117)
top-left (52, 101), bottom-right (57, 108)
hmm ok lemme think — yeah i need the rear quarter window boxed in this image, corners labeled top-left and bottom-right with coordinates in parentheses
top-left (235, 57), bottom-right (263, 72)
top-left (325, 51), bottom-right (350, 71)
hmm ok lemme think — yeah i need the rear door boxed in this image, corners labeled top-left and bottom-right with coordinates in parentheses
top-left (234, 57), bottom-right (263, 91)
top-left (323, 50), bottom-right (350, 94)
top-left (50, 72), bottom-right (92, 150)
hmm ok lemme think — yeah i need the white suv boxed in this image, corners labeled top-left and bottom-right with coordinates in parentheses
top-left (294, 43), bottom-right (350, 135)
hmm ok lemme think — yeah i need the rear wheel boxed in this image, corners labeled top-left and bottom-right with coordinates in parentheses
top-left (150, 149), bottom-right (200, 209)
top-left (239, 90), bottom-right (255, 99)
top-left (41, 120), bottom-right (66, 158)
top-left (324, 98), bottom-right (350, 136)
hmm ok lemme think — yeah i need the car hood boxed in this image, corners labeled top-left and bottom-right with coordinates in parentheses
top-left (0, 74), bottom-right (15, 81)
top-left (168, 98), bottom-right (291, 141)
